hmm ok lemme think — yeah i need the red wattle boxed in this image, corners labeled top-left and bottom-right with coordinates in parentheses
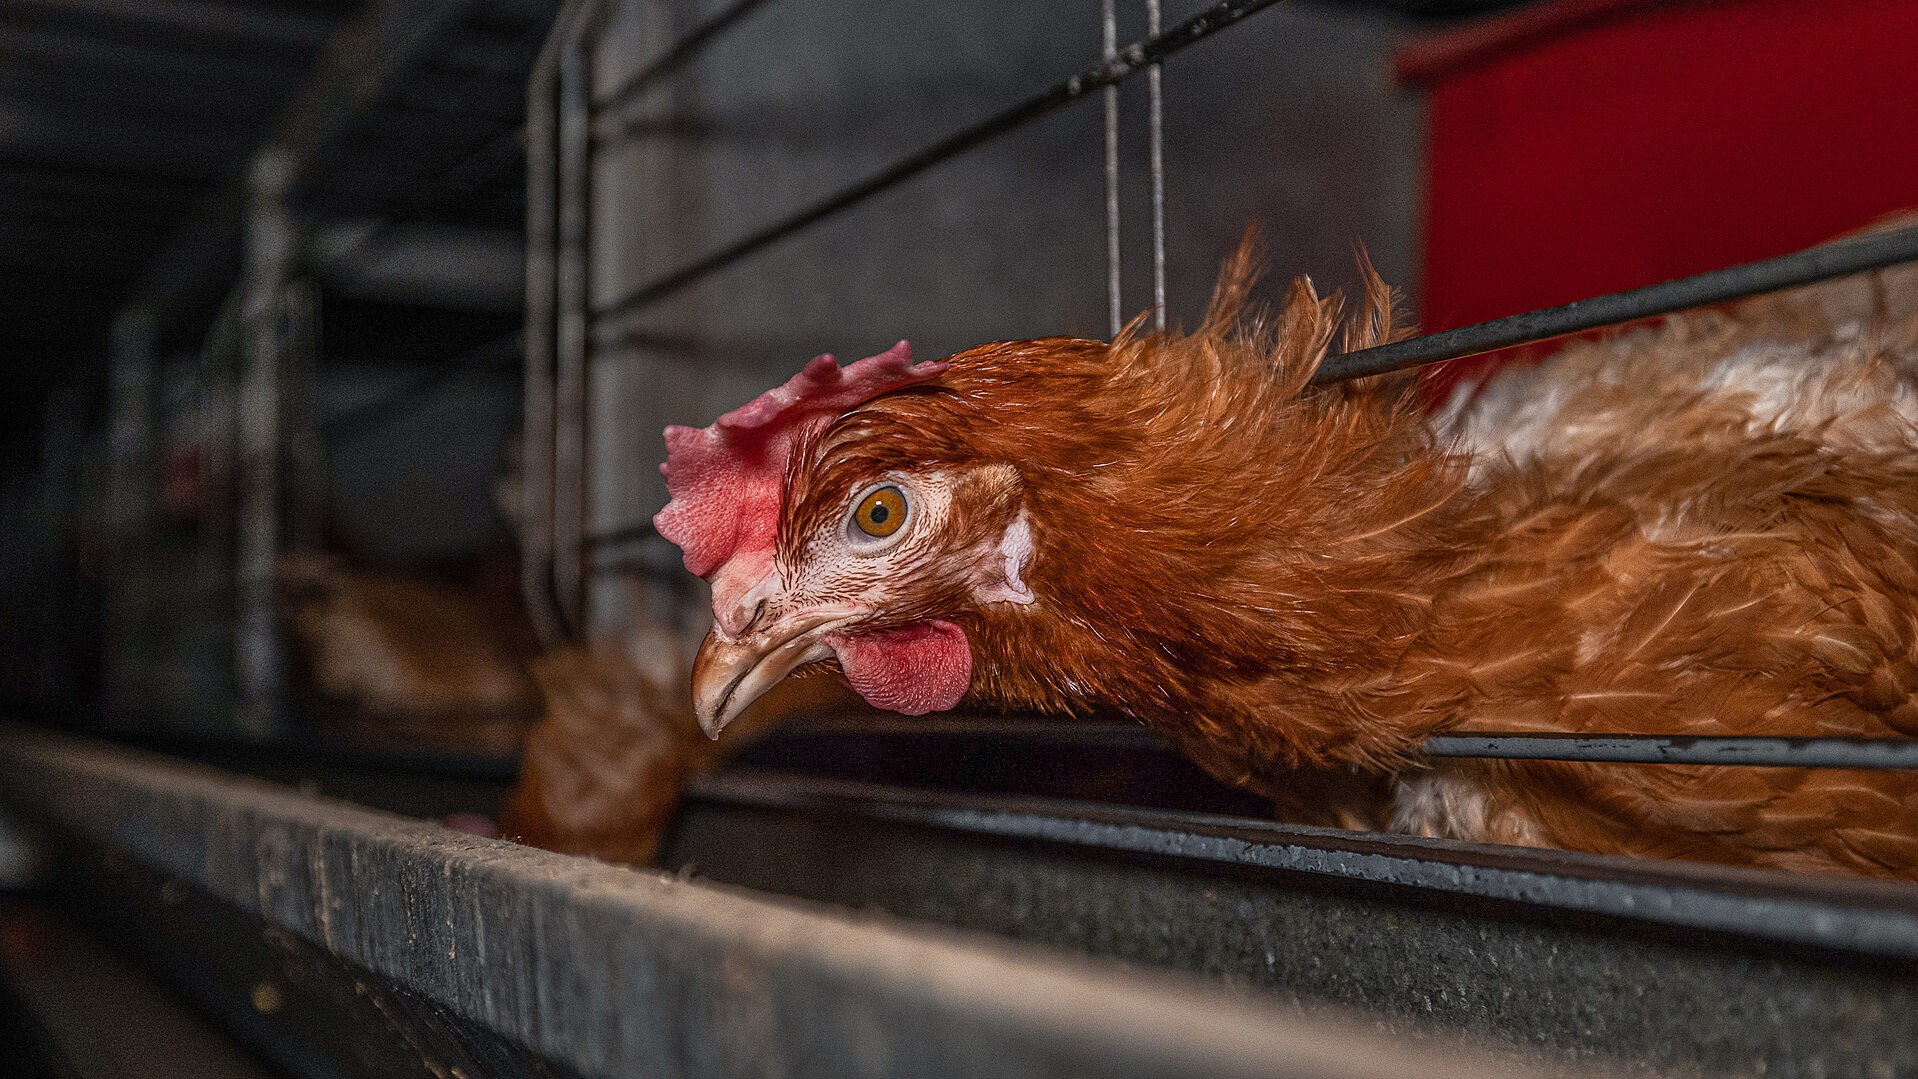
top-left (828, 620), bottom-right (972, 715)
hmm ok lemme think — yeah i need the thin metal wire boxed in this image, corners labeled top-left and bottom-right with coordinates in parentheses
top-left (519, 0), bottom-right (568, 648)
top-left (1146, 0), bottom-right (1165, 331)
top-left (552, 0), bottom-right (616, 638)
top-left (1317, 225), bottom-right (1918, 384)
top-left (766, 715), bottom-right (1918, 771)
top-left (1102, 0), bottom-right (1122, 338)
top-left (1424, 734), bottom-right (1918, 771)
top-left (594, 0), bottom-right (1291, 322)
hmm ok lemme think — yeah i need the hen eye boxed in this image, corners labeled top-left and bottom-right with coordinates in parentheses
top-left (849, 484), bottom-right (909, 542)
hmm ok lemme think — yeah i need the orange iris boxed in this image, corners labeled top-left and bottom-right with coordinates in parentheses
top-left (853, 486), bottom-right (907, 538)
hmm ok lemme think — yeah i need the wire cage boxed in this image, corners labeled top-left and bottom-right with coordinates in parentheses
top-left (519, 0), bottom-right (1430, 629)
top-left (523, 0), bottom-right (1918, 767)
top-left (506, 0), bottom-right (1918, 1069)
top-left (91, 0), bottom-right (557, 745)
top-left (8, 1), bottom-right (1918, 1077)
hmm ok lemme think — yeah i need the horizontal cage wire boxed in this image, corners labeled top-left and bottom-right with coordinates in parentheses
top-left (536, 0), bottom-right (1918, 772)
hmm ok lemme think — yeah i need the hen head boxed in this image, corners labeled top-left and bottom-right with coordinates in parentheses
top-left (660, 246), bottom-right (1454, 748)
top-left (655, 339), bottom-right (1056, 735)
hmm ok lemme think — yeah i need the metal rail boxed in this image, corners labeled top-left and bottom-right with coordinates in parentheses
top-left (763, 714), bottom-right (1918, 770)
top-left (0, 726), bottom-right (1551, 1079)
top-left (520, 0), bottom-right (570, 645)
top-left (1423, 733), bottom-right (1918, 769)
top-left (683, 767), bottom-right (1918, 957)
top-left (1102, 0), bottom-right (1122, 337)
top-left (1315, 224), bottom-right (1918, 383)
top-left (593, 0), bottom-right (1290, 321)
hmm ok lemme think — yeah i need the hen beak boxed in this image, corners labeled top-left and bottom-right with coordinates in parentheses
top-left (691, 607), bottom-right (855, 738)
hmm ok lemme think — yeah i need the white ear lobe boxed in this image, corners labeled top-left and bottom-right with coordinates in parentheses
top-left (978, 511), bottom-right (1036, 606)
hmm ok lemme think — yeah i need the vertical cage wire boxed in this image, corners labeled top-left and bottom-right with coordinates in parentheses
top-left (103, 306), bottom-right (157, 721)
top-left (521, 1), bottom-right (570, 647)
top-left (1147, 0), bottom-right (1165, 331)
top-left (234, 151), bottom-right (296, 739)
top-left (194, 296), bottom-right (243, 605)
top-left (1102, 0), bottom-right (1122, 338)
top-left (553, 27), bottom-right (589, 637)
top-left (281, 278), bottom-right (326, 552)
top-left (553, 0), bottom-right (613, 638)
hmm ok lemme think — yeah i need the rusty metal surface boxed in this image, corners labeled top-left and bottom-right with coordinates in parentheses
top-left (0, 726), bottom-right (1561, 1079)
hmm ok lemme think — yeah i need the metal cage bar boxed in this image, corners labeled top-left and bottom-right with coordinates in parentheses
top-left (1102, 0), bottom-right (1123, 338)
top-left (765, 715), bottom-right (1918, 772)
top-left (1146, 0), bottom-right (1166, 331)
top-left (1422, 734), bottom-right (1918, 769)
top-left (1317, 223), bottom-right (1918, 383)
top-left (591, 0), bottom-right (1291, 321)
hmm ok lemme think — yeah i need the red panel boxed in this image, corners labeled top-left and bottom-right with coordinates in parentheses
top-left (1414, 0), bottom-right (1918, 399)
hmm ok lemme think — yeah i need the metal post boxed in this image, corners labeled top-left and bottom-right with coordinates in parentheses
top-left (519, 0), bottom-right (575, 647)
top-left (551, 0), bottom-right (606, 638)
top-left (234, 150), bottom-right (296, 740)
top-left (1102, 0), bottom-right (1122, 338)
top-left (280, 276), bottom-right (326, 551)
top-left (195, 293), bottom-right (244, 605)
top-left (103, 304), bottom-right (158, 723)
top-left (1146, 0), bottom-right (1165, 332)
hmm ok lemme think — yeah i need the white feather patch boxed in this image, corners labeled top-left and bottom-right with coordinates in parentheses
top-left (977, 511), bottom-right (1036, 606)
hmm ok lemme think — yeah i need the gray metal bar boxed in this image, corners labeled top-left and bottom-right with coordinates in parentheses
top-left (103, 306), bottom-right (158, 722)
top-left (768, 715), bottom-right (1918, 770)
top-left (1146, 0), bottom-right (1165, 332)
top-left (1102, 0), bottom-right (1122, 338)
top-left (595, 0), bottom-right (1291, 321)
top-left (1424, 733), bottom-right (1918, 770)
top-left (0, 727), bottom-right (1554, 1079)
top-left (1317, 225), bottom-right (1918, 383)
top-left (519, 1), bottom-right (568, 647)
top-left (279, 277), bottom-right (325, 553)
top-left (686, 768), bottom-right (1918, 958)
top-left (232, 153), bottom-right (295, 741)
top-left (551, 0), bottom-right (608, 636)
top-left (195, 293), bottom-right (245, 594)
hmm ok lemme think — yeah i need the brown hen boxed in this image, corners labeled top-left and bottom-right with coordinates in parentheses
top-left (278, 550), bottom-right (541, 755)
top-left (656, 237), bottom-right (1918, 880)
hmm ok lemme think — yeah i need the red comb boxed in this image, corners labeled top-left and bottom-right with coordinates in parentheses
top-left (654, 341), bottom-right (947, 579)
